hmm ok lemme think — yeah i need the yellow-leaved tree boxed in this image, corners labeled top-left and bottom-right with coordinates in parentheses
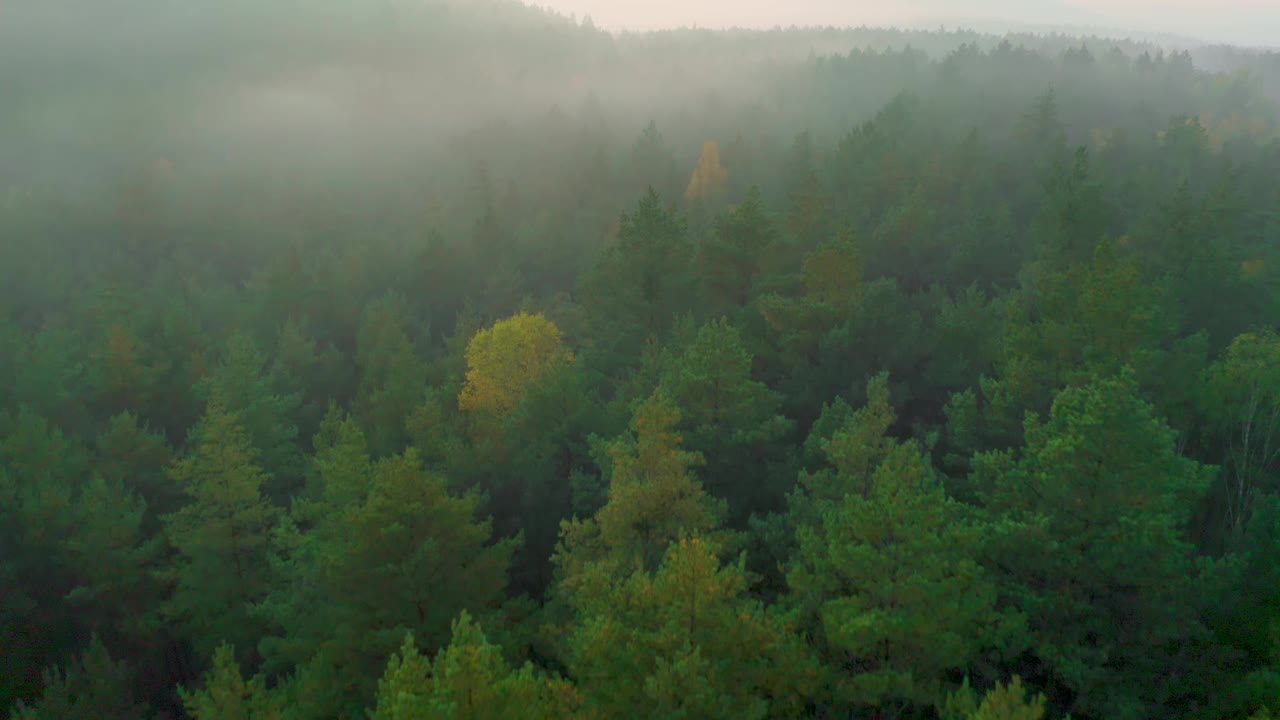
top-left (458, 312), bottom-right (573, 419)
top-left (685, 140), bottom-right (728, 202)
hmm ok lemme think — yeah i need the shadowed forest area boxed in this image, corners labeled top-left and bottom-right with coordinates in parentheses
top-left (3, 1), bottom-right (1280, 718)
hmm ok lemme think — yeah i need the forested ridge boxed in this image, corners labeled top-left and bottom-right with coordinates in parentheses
top-left (4, 1), bottom-right (1280, 718)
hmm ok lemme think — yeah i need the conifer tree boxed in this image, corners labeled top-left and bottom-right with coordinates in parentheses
top-left (660, 318), bottom-right (793, 520)
top-left (354, 293), bottom-right (429, 458)
top-left (258, 413), bottom-right (516, 718)
top-left (195, 332), bottom-right (303, 500)
top-left (941, 677), bottom-right (1047, 720)
top-left (685, 140), bottom-right (729, 203)
top-left (1202, 329), bottom-right (1280, 538)
top-left (757, 226), bottom-right (864, 372)
top-left (785, 171), bottom-right (833, 251)
top-left (369, 614), bottom-right (583, 720)
top-left (550, 390), bottom-right (817, 718)
top-left (95, 412), bottom-right (177, 529)
top-left (271, 317), bottom-right (350, 444)
top-left (972, 373), bottom-right (1215, 717)
top-left (180, 645), bottom-right (283, 720)
top-left (8, 637), bottom-right (149, 720)
top-left (558, 388), bottom-right (726, 578)
top-left (86, 321), bottom-right (164, 420)
top-left (162, 401), bottom-right (278, 665)
top-left (696, 187), bottom-right (777, 313)
top-left (1, 411), bottom-right (154, 708)
top-left (565, 536), bottom-right (820, 720)
top-left (972, 237), bottom-right (1186, 450)
top-left (580, 189), bottom-right (694, 378)
top-left (630, 120), bottom-right (680, 200)
top-left (787, 375), bottom-right (1015, 716)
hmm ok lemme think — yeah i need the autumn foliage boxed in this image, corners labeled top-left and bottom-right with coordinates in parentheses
top-left (685, 140), bottom-right (729, 202)
top-left (458, 311), bottom-right (574, 417)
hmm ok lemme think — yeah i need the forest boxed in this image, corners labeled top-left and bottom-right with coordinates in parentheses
top-left (3, 1), bottom-right (1280, 718)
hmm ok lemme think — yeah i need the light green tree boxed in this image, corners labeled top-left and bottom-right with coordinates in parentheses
top-left (162, 401), bottom-right (278, 665)
top-left (8, 637), bottom-right (149, 720)
top-left (180, 644), bottom-right (283, 720)
top-left (972, 373), bottom-right (1214, 717)
top-left (787, 374), bottom-right (1016, 717)
top-left (661, 318), bottom-right (793, 520)
top-left (370, 613), bottom-right (585, 720)
top-left (258, 411), bottom-right (516, 718)
top-left (1202, 329), bottom-right (1280, 537)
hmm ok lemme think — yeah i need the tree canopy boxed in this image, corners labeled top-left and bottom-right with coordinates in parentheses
top-left (5, 3), bottom-right (1280, 718)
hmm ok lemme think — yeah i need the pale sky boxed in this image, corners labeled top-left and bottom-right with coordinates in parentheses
top-left (536, 0), bottom-right (1280, 47)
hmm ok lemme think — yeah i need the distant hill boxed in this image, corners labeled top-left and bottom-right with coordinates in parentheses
top-left (541, 0), bottom-right (1279, 49)
top-left (2, 0), bottom-right (1277, 195)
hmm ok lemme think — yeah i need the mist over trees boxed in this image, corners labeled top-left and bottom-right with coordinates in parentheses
top-left (3, 1), bottom-right (1280, 719)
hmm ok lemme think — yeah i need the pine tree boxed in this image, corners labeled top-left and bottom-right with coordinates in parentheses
top-left (95, 411), bottom-right (178, 534)
top-left (1033, 146), bottom-right (1111, 270)
top-left (162, 401), bottom-right (278, 665)
top-left (195, 332), bottom-right (303, 501)
top-left (495, 358), bottom-right (606, 593)
top-left (258, 413), bottom-right (515, 718)
top-left (757, 227), bottom-right (864, 373)
top-left (940, 677), bottom-right (1047, 720)
top-left (271, 317), bottom-right (350, 444)
top-left (685, 140), bottom-right (729, 203)
top-left (975, 237), bottom-right (1182, 450)
top-left (86, 321), bottom-right (164, 420)
top-left (369, 614), bottom-right (582, 720)
top-left (1202, 329), bottom-right (1280, 538)
top-left (549, 389), bottom-right (817, 718)
top-left (696, 187), bottom-right (777, 313)
top-left (574, 388), bottom-right (726, 575)
top-left (972, 373), bottom-right (1215, 717)
top-left (660, 318), bottom-right (793, 520)
top-left (564, 536), bottom-right (820, 720)
top-left (61, 474), bottom-right (163, 655)
top-left (787, 375), bottom-right (1016, 716)
top-left (785, 171), bottom-right (832, 252)
top-left (354, 293), bottom-right (429, 458)
top-left (179, 645), bottom-right (283, 720)
top-left (1, 410), bottom-right (154, 708)
top-left (8, 637), bottom-right (149, 720)
top-left (630, 121), bottom-right (680, 199)
top-left (579, 189), bottom-right (695, 382)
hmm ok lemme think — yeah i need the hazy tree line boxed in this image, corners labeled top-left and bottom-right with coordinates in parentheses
top-left (3, 1), bottom-right (1280, 718)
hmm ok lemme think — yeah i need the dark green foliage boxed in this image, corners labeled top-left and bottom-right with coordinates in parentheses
top-left (696, 187), bottom-right (778, 315)
top-left (353, 294), bottom-right (429, 459)
top-left (0, 410), bottom-right (158, 709)
top-left (972, 374), bottom-right (1216, 717)
top-left (95, 412), bottom-right (178, 528)
top-left (787, 375), bottom-right (1022, 715)
top-left (5, 7), bottom-right (1280, 719)
top-left (161, 402), bottom-right (279, 668)
top-left (369, 614), bottom-right (579, 720)
top-left (580, 188), bottom-right (695, 381)
top-left (8, 637), bottom-right (150, 720)
top-left (179, 645), bottom-right (282, 720)
top-left (257, 413), bottom-right (517, 717)
top-left (195, 332), bottom-right (303, 501)
top-left (660, 318), bottom-right (794, 522)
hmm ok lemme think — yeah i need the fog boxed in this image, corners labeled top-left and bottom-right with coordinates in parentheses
top-left (2, 0), bottom-right (1277, 209)
top-left (539, 0), bottom-right (1280, 47)
top-left (4, 1), bottom-right (1280, 718)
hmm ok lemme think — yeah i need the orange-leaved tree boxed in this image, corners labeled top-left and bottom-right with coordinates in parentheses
top-left (458, 311), bottom-right (574, 420)
top-left (685, 140), bottom-right (728, 202)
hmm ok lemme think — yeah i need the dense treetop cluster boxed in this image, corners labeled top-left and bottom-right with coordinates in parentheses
top-left (3, 1), bottom-right (1280, 718)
